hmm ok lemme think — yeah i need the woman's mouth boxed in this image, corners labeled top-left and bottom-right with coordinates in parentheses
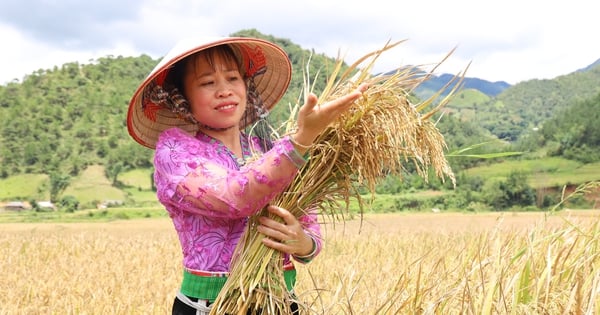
top-left (215, 103), bottom-right (237, 111)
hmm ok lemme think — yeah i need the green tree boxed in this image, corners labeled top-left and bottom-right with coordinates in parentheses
top-left (504, 171), bottom-right (536, 207)
top-left (541, 92), bottom-right (600, 162)
top-left (105, 162), bottom-right (125, 187)
top-left (482, 171), bottom-right (536, 210)
top-left (60, 195), bottom-right (80, 212)
top-left (49, 172), bottom-right (70, 203)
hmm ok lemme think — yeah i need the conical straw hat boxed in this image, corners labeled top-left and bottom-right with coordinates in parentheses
top-left (127, 36), bottom-right (292, 149)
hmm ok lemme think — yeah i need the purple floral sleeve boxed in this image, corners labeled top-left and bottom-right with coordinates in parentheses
top-left (153, 127), bottom-right (322, 271)
top-left (154, 128), bottom-right (300, 218)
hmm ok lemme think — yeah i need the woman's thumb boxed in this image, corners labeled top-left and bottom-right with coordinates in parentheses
top-left (302, 93), bottom-right (319, 112)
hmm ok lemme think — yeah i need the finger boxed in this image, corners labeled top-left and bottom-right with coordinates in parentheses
top-left (257, 224), bottom-right (289, 241)
top-left (339, 89), bottom-right (363, 104)
top-left (322, 90), bottom-right (363, 114)
top-left (300, 93), bottom-right (319, 112)
top-left (357, 83), bottom-right (370, 93)
top-left (261, 237), bottom-right (294, 254)
top-left (257, 215), bottom-right (285, 232)
top-left (267, 205), bottom-right (296, 225)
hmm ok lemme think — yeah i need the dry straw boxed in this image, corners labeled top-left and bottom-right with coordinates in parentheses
top-left (210, 40), bottom-right (465, 314)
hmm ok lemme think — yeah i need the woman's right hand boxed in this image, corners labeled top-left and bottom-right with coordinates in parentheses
top-left (292, 83), bottom-right (368, 152)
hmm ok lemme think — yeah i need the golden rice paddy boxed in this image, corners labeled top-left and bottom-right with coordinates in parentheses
top-left (2, 210), bottom-right (599, 314)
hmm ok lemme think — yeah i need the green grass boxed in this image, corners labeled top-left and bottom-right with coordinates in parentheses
top-left (119, 168), bottom-right (153, 190)
top-left (447, 88), bottom-right (491, 108)
top-left (0, 206), bottom-right (167, 223)
top-left (465, 157), bottom-right (600, 188)
top-left (119, 168), bottom-right (160, 206)
top-left (63, 165), bottom-right (126, 206)
top-left (0, 165), bottom-right (159, 209)
top-left (123, 187), bottom-right (161, 205)
top-left (346, 191), bottom-right (448, 214)
top-left (2, 158), bottom-right (598, 219)
top-left (0, 174), bottom-right (49, 201)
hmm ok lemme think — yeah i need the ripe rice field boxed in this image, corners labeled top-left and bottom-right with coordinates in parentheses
top-left (1, 210), bottom-right (599, 314)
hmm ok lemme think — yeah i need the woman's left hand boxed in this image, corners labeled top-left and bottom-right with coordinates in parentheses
top-left (257, 205), bottom-right (314, 256)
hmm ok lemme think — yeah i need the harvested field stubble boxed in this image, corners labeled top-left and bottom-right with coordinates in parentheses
top-left (1, 211), bottom-right (599, 314)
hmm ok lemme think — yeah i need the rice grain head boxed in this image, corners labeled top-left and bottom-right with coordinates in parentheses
top-left (210, 40), bottom-right (463, 314)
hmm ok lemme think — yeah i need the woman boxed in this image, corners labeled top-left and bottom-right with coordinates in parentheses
top-left (127, 36), bottom-right (367, 314)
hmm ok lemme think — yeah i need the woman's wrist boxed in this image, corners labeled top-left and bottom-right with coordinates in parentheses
top-left (294, 234), bottom-right (317, 259)
top-left (290, 136), bottom-right (312, 153)
top-left (289, 131), bottom-right (315, 155)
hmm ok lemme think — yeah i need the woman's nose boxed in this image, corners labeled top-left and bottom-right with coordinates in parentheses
top-left (215, 82), bottom-right (233, 97)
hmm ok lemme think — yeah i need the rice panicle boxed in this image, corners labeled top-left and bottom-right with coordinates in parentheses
top-left (210, 41), bottom-right (462, 314)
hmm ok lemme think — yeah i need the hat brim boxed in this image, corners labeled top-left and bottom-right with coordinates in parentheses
top-left (127, 37), bottom-right (292, 149)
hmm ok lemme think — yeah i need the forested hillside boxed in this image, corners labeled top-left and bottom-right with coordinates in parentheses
top-left (539, 93), bottom-right (600, 162)
top-left (0, 29), bottom-right (599, 211)
top-left (0, 29), bottom-right (342, 178)
top-left (464, 65), bottom-right (600, 141)
top-left (1, 29), bottom-right (495, 179)
top-left (0, 54), bottom-right (156, 178)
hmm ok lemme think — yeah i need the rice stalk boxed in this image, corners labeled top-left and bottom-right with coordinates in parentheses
top-left (210, 40), bottom-right (463, 314)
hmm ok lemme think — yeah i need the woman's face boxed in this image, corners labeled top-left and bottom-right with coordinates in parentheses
top-left (183, 51), bottom-right (247, 131)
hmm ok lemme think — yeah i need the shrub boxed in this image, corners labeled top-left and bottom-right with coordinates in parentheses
top-left (60, 195), bottom-right (79, 212)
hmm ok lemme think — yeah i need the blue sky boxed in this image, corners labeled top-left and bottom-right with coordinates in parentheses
top-left (0, 0), bottom-right (598, 85)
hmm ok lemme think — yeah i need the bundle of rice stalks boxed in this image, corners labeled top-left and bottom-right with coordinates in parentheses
top-left (210, 41), bottom-right (464, 314)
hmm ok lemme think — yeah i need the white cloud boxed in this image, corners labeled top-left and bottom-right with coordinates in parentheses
top-left (0, 0), bottom-right (598, 85)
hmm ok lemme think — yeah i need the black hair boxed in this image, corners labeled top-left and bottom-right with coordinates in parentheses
top-left (166, 44), bottom-right (242, 97)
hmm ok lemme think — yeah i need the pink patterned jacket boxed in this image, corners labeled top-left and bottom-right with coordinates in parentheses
top-left (153, 127), bottom-right (322, 272)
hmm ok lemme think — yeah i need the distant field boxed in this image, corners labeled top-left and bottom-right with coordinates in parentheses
top-left (119, 168), bottom-right (153, 190)
top-left (445, 88), bottom-right (491, 121)
top-left (0, 165), bottom-right (158, 208)
top-left (465, 157), bottom-right (600, 188)
top-left (0, 173), bottom-right (48, 200)
top-left (0, 206), bottom-right (168, 223)
top-left (62, 165), bottom-right (127, 206)
top-left (2, 211), bottom-right (599, 314)
top-left (1, 160), bottom-right (598, 212)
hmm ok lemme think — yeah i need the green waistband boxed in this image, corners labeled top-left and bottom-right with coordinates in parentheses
top-left (180, 269), bottom-right (297, 301)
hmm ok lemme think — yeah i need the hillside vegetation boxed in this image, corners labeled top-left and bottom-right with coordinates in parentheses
top-left (0, 29), bottom-right (343, 178)
top-left (0, 29), bottom-right (599, 213)
top-left (468, 67), bottom-right (600, 141)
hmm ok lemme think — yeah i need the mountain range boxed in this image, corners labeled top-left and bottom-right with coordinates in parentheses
top-left (416, 73), bottom-right (511, 97)
top-left (412, 56), bottom-right (600, 141)
top-left (414, 56), bottom-right (600, 99)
